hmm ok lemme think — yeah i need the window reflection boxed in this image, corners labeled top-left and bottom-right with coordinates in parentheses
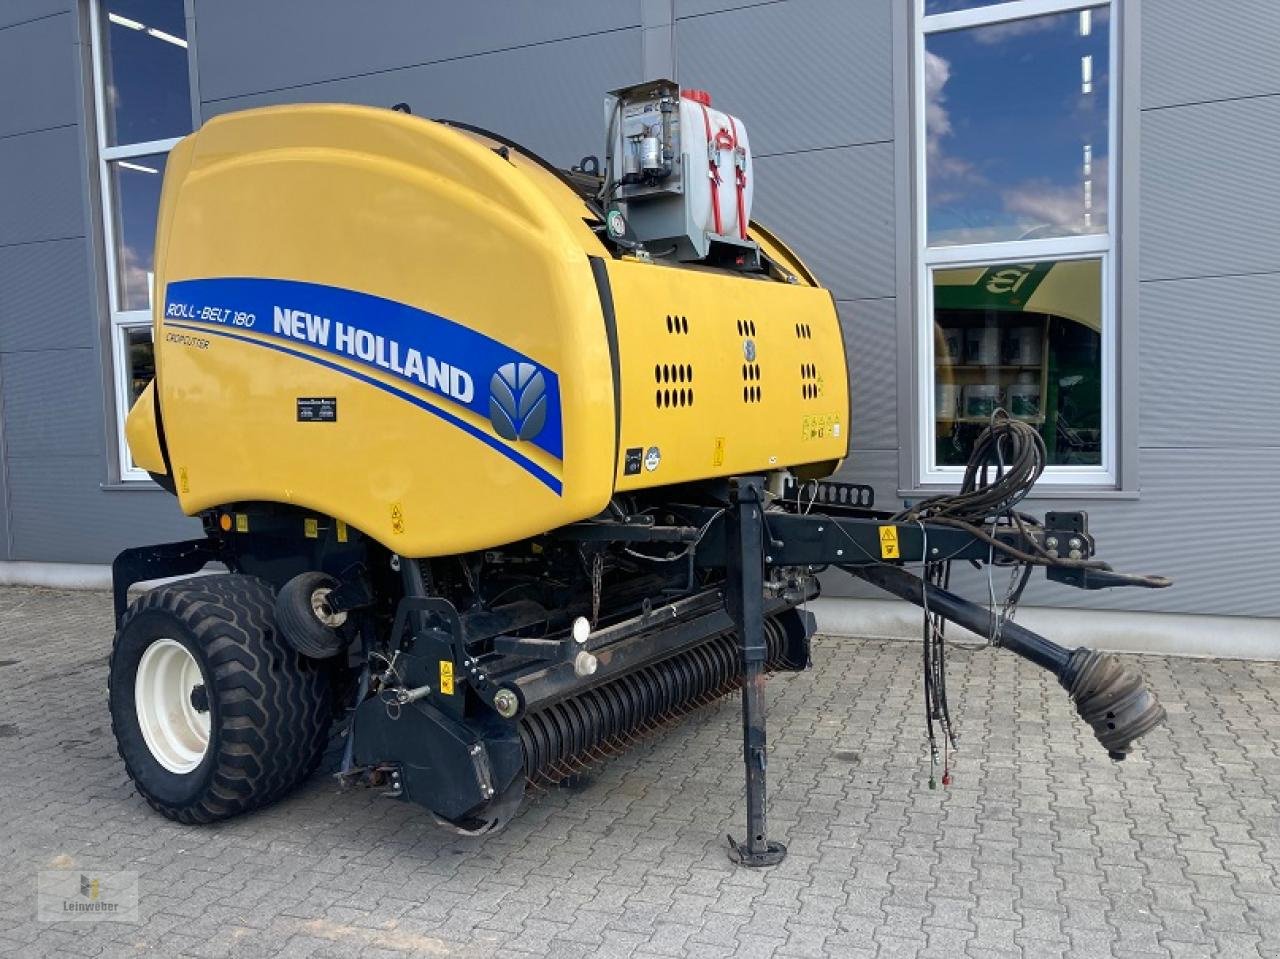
top-left (123, 325), bottom-right (155, 408)
top-left (109, 153), bottom-right (167, 311)
top-left (101, 0), bottom-right (192, 144)
top-left (925, 7), bottom-right (1109, 246)
top-left (933, 258), bottom-right (1102, 466)
top-left (925, 0), bottom-right (1003, 13)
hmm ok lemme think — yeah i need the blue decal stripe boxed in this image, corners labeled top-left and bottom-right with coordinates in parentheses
top-left (165, 276), bottom-right (564, 460)
top-left (166, 322), bottom-right (563, 496)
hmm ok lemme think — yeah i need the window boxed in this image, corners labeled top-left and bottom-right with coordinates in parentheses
top-left (89, 1), bottom-right (193, 480)
top-left (916, 0), bottom-right (1115, 484)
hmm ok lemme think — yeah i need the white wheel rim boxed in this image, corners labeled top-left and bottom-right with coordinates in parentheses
top-left (134, 638), bottom-right (211, 774)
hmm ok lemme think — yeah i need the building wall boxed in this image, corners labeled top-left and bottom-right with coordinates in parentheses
top-left (674, 0), bottom-right (1280, 618)
top-left (0, 0), bottom-right (1276, 617)
top-left (933, 0), bottom-right (1280, 617)
top-left (0, 1), bottom-right (199, 565)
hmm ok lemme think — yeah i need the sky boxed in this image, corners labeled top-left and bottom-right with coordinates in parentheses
top-left (925, 5), bottom-right (1111, 246)
top-left (103, 0), bottom-right (191, 310)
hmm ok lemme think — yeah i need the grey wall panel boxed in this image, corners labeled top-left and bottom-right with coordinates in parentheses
top-left (752, 143), bottom-right (895, 301)
top-left (0, 126), bottom-right (85, 245)
top-left (838, 298), bottom-right (897, 452)
top-left (0, 463), bottom-right (10, 560)
top-left (1141, 96), bottom-right (1280, 281)
top-left (936, 447), bottom-right (1280, 617)
top-left (676, 0), bottom-right (892, 155)
top-left (6, 456), bottom-right (200, 563)
top-left (0, 238), bottom-right (94, 353)
top-left (0, 12), bottom-right (78, 138)
top-left (194, 0), bottom-right (641, 102)
top-left (0, 355), bottom-right (9, 559)
top-left (0, 349), bottom-right (104, 460)
top-left (832, 447), bottom-right (897, 505)
top-left (203, 29), bottom-right (644, 170)
top-left (677, 0), bottom-right (784, 18)
top-left (1140, 271), bottom-right (1280, 449)
top-left (0, 0), bottom-right (67, 30)
top-left (1143, 0), bottom-right (1280, 109)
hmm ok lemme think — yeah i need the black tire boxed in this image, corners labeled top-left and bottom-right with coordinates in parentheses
top-left (108, 574), bottom-right (332, 824)
top-left (274, 572), bottom-right (347, 659)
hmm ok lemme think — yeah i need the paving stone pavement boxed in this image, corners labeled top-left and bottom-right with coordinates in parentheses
top-left (0, 586), bottom-right (1278, 958)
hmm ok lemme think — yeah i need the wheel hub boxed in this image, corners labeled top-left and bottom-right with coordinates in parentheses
top-left (189, 683), bottom-right (209, 713)
top-left (310, 587), bottom-right (347, 628)
top-left (134, 638), bottom-right (210, 774)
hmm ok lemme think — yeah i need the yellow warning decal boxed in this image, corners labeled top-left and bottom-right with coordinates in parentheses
top-left (391, 502), bottom-right (405, 535)
top-left (879, 525), bottom-right (900, 559)
top-left (178, 466), bottom-right (190, 494)
top-left (303, 517), bottom-right (319, 539)
top-left (235, 513), bottom-right (249, 533)
top-left (336, 520), bottom-right (348, 543)
top-left (713, 436), bottom-right (726, 467)
top-left (439, 660), bottom-right (455, 695)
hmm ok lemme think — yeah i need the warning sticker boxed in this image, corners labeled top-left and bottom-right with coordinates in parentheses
top-left (439, 660), bottom-right (455, 695)
top-left (879, 525), bottom-right (900, 560)
top-left (235, 513), bottom-right (249, 533)
top-left (801, 413), bottom-right (840, 442)
top-left (391, 502), bottom-right (405, 535)
top-left (336, 520), bottom-right (349, 543)
top-left (303, 517), bottom-right (319, 539)
top-left (712, 436), bottom-right (725, 467)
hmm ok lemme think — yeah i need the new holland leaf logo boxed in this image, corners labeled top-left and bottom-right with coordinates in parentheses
top-left (488, 362), bottom-right (547, 442)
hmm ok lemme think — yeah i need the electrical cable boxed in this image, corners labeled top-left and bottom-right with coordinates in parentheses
top-left (897, 411), bottom-right (1051, 788)
top-left (621, 508), bottom-right (726, 564)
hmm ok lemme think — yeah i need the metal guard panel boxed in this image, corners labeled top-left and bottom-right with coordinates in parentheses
top-left (151, 104), bottom-right (615, 556)
top-left (605, 258), bottom-right (850, 490)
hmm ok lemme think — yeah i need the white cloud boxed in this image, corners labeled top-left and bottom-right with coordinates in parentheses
top-left (971, 15), bottom-right (1059, 45)
top-left (118, 244), bottom-right (154, 309)
top-left (1000, 156), bottom-right (1109, 237)
top-left (924, 50), bottom-right (981, 184)
top-left (1002, 185), bottom-right (1087, 232)
top-left (924, 50), bottom-right (951, 155)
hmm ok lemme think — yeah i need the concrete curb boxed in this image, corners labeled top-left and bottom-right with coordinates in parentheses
top-left (0, 561), bottom-right (113, 590)
top-left (808, 596), bottom-right (1280, 661)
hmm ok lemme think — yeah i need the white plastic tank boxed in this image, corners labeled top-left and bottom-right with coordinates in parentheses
top-left (678, 89), bottom-right (754, 241)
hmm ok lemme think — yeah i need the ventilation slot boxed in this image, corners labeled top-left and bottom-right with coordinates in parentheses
top-left (740, 361), bottom-right (762, 403)
top-left (736, 319), bottom-right (757, 337)
top-left (794, 322), bottom-right (812, 339)
top-left (665, 314), bottom-right (690, 335)
top-left (654, 363), bottom-right (695, 408)
top-left (801, 362), bottom-right (821, 400)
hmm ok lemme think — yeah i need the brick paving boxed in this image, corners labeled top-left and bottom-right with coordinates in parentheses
top-left (0, 586), bottom-right (1277, 958)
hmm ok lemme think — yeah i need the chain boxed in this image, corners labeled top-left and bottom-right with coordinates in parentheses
top-left (590, 552), bottom-right (603, 628)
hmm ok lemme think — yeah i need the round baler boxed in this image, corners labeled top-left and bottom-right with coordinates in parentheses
top-left (110, 90), bottom-right (1167, 865)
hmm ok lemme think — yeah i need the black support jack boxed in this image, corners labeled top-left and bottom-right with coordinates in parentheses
top-left (724, 477), bottom-right (787, 867)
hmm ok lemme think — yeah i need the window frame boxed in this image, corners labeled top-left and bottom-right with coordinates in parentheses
top-left (913, 0), bottom-right (1119, 487)
top-left (88, 0), bottom-right (194, 482)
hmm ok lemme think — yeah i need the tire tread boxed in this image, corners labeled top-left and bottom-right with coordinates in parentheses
top-left (109, 574), bottom-right (331, 824)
